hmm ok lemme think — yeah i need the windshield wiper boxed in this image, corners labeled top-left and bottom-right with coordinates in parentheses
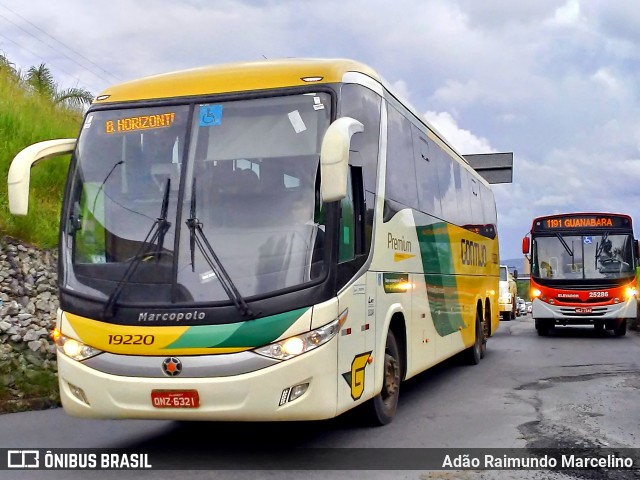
top-left (595, 232), bottom-right (609, 258)
top-left (555, 232), bottom-right (574, 258)
top-left (186, 178), bottom-right (254, 318)
top-left (103, 178), bottom-right (172, 319)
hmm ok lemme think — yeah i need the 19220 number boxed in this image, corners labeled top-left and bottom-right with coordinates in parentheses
top-left (107, 334), bottom-right (155, 345)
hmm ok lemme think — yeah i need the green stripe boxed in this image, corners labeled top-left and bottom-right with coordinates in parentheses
top-left (416, 220), bottom-right (463, 336)
top-left (166, 307), bottom-right (310, 349)
top-left (416, 221), bottom-right (454, 274)
top-left (425, 274), bottom-right (464, 336)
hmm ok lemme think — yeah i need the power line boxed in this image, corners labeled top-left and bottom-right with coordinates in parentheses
top-left (0, 2), bottom-right (121, 88)
top-left (0, 3), bottom-right (122, 83)
top-left (0, 30), bottom-right (103, 94)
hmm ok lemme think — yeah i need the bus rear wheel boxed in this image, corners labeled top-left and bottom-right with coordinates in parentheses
top-left (365, 330), bottom-right (401, 426)
top-left (463, 313), bottom-right (483, 365)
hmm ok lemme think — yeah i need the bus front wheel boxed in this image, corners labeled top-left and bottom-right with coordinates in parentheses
top-left (613, 320), bottom-right (627, 337)
top-left (366, 330), bottom-right (401, 426)
top-left (535, 319), bottom-right (550, 336)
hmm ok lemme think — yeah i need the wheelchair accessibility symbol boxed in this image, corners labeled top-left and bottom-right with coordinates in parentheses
top-left (199, 104), bottom-right (223, 127)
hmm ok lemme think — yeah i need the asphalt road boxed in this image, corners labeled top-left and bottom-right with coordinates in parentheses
top-left (1, 314), bottom-right (639, 480)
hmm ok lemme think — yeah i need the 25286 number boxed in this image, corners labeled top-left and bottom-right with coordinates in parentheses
top-left (588, 291), bottom-right (609, 298)
top-left (107, 334), bottom-right (155, 345)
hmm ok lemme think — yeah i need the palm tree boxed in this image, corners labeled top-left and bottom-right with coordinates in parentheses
top-left (55, 86), bottom-right (94, 108)
top-left (24, 63), bottom-right (93, 108)
top-left (0, 51), bottom-right (20, 82)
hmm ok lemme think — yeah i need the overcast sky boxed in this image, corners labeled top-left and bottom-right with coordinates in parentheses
top-left (1, 0), bottom-right (639, 261)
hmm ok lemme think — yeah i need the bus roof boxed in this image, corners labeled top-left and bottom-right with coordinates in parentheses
top-left (94, 58), bottom-right (381, 104)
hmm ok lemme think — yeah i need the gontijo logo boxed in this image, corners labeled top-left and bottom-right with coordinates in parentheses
top-left (461, 238), bottom-right (486, 267)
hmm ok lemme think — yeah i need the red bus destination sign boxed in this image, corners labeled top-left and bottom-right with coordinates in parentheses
top-left (534, 215), bottom-right (630, 231)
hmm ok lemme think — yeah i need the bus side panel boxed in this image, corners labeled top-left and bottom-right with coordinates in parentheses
top-left (415, 219), bottom-right (472, 364)
top-left (370, 208), bottom-right (420, 380)
top-left (371, 209), bottom-right (499, 380)
top-left (335, 276), bottom-right (377, 415)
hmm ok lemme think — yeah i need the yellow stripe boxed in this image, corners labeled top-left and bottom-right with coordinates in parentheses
top-left (63, 312), bottom-right (248, 356)
top-left (394, 252), bottom-right (415, 262)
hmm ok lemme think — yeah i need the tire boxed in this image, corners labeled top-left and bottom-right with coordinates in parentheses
top-left (502, 312), bottom-right (510, 321)
top-left (365, 330), bottom-right (402, 426)
top-left (463, 314), bottom-right (483, 365)
top-left (535, 319), bottom-right (549, 336)
top-left (614, 320), bottom-right (627, 337)
top-left (480, 313), bottom-right (488, 359)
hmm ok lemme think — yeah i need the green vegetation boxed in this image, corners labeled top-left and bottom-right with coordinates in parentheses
top-left (0, 54), bottom-right (90, 248)
top-left (516, 279), bottom-right (530, 300)
top-left (0, 360), bottom-right (60, 414)
top-left (0, 54), bottom-right (91, 413)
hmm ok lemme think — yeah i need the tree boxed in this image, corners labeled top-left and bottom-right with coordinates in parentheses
top-left (55, 86), bottom-right (94, 109)
top-left (24, 63), bottom-right (93, 108)
top-left (0, 51), bottom-right (20, 82)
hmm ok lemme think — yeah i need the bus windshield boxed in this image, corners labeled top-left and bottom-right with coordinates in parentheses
top-left (62, 92), bottom-right (332, 305)
top-left (532, 233), bottom-right (634, 280)
top-left (499, 266), bottom-right (508, 281)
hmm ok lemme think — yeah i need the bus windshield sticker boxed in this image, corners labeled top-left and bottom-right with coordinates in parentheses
top-left (312, 96), bottom-right (324, 110)
top-left (105, 112), bottom-right (176, 134)
top-left (199, 104), bottom-right (223, 127)
top-left (288, 110), bottom-right (307, 133)
top-left (83, 114), bottom-right (93, 129)
top-left (200, 270), bottom-right (217, 283)
top-left (584, 236), bottom-right (592, 244)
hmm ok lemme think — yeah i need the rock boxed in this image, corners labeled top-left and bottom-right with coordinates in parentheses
top-left (0, 236), bottom-right (60, 412)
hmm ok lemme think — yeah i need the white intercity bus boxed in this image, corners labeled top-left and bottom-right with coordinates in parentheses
top-left (8, 58), bottom-right (509, 425)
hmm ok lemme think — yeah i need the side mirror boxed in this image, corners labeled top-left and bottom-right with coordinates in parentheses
top-left (8, 139), bottom-right (76, 215)
top-left (513, 269), bottom-right (518, 280)
top-left (522, 236), bottom-right (530, 255)
top-left (319, 117), bottom-right (363, 202)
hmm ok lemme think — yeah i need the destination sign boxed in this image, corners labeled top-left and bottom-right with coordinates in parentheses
top-left (105, 112), bottom-right (176, 134)
top-left (534, 215), bottom-right (629, 231)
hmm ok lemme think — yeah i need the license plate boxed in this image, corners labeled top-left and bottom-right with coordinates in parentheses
top-left (151, 390), bottom-right (199, 408)
top-left (575, 307), bottom-right (592, 314)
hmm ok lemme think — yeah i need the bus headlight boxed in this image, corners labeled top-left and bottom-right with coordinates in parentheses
top-left (53, 328), bottom-right (102, 361)
top-left (254, 309), bottom-right (347, 360)
top-left (625, 287), bottom-right (637, 300)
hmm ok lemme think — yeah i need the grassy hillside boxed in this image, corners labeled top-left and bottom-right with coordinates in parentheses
top-left (0, 69), bottom-right (84, 248)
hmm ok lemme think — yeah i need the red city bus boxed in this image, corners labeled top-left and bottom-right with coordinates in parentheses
top-left (522, 212), bottom-right (638, 336)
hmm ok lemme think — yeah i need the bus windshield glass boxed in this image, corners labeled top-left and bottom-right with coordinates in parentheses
top-left (499, 266), bottom-right (508, 281)
top-left (62, 92), bottom-right (332, 305)
top-left (532, 233), bottom-right (634, 280)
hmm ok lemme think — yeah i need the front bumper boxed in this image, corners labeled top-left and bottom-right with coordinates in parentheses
top-left (531, 298), bottom-right (636, 324)
top-left (57, 339), bottom-right (339, 421)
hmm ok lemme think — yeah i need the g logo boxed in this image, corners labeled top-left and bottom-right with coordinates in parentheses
top-left (342, 352), bottom-right (372, 401)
